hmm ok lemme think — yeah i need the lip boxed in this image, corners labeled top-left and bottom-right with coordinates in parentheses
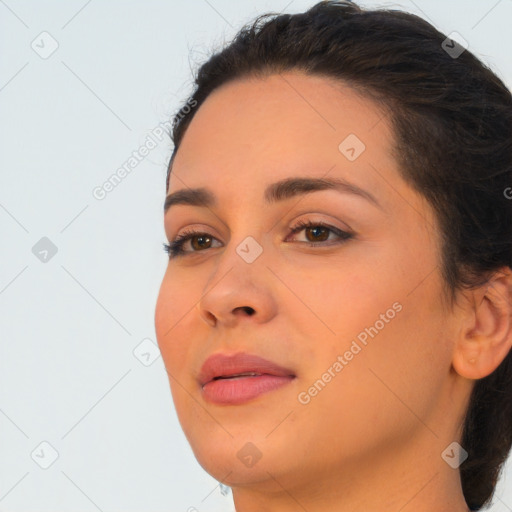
top-left (198, 352), bottom-right (296, 386)
top-left (198, 352), bottom-right (296, 405)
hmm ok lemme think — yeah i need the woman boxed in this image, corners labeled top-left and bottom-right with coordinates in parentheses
top-left (154, 1), bottom-right (512, 511)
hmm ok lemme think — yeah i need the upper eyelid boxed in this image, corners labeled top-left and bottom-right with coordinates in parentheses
top-left (173, 220), bottom-right (350, 245)
top-left (169, 214), bottom-right (353, 238)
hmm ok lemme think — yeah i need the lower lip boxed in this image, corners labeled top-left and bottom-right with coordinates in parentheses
top-left (202, 375), bottom-right (295, 405)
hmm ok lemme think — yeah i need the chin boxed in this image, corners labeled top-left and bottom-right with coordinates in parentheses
top-left (186, 430), bottom-right (294, 485)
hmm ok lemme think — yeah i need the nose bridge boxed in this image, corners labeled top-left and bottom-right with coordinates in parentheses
top-left (218, 207), bottom-right (271, 268)
top-left (210, 229), bottom-right (268, 287)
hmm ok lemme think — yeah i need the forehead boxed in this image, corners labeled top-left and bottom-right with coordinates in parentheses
top-left (168, 71), bottom-right (395, 201)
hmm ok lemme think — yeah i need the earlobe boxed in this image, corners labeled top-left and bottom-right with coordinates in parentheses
top-left (452, 268), bottom-right (512, 381)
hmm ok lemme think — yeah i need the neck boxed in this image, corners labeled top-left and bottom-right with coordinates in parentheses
top-left (231, 426), bottom-right (471, 512)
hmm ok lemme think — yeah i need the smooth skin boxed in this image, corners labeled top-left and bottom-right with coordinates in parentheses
top-left (154, 71), bottom-right (512, 512)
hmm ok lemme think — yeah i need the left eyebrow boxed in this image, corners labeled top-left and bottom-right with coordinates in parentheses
top-left (164, 176), bottom-right (383, 214)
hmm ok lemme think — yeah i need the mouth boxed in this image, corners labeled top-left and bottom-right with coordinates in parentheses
top-left (212, 372), bottom-right (264, 380)
top-left (198, 352), bottom-right (296, 405)
top-left (202, 373), bottom-right (296, 405)
top-left (199, 352), bottom-right (295, 385)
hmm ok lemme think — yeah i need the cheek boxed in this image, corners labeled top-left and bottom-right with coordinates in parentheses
top-left (292, 259), bottom-right (452, 448)
top-left (294, 306), bottom-right (450, 463)
top-left (285, 258), bottom-right (401, 360)
top-left (376, 308), bottom-right (451, 446)
top-left (154, 272), bottom-right (196, 375)
top-left (155, 279), bottom-right (202, 433)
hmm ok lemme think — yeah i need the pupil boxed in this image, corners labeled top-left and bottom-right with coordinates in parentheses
top-left (307, 226), bottom-right (328, 242)
top-left (193, 235), bottom-right (211, 250)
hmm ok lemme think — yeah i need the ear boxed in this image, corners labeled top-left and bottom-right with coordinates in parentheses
top-left (452, 267), bottom-right (512, 380)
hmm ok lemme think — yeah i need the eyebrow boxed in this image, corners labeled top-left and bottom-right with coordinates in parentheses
top-left (164, 176), bottom-right (382, 214)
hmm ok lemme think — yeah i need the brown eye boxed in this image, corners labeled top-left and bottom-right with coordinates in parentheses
top-left (164, 220), bottom-right (353, 259)
top-left (304, 226), bottom-right (330, 242)
top-left (190, 235), bottom-right (213, 251)
top-left (288, 220), bottom-right (352, 246)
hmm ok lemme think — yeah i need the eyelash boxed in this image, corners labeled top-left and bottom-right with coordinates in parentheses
top-left (162, 219), bottom-right (354, 259)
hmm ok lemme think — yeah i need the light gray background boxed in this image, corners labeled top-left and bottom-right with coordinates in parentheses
top-left (1, 0), bottom-right (511, 511)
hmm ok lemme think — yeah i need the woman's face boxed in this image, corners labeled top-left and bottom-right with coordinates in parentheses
top-left (155, 71), bottom-right (468, 496)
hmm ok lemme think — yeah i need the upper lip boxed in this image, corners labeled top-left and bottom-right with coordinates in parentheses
top-left (198, 352), bottom-right (296, 387)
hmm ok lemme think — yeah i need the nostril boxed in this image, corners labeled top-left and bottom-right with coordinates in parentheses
top-left (237, 306), bottom-right (255, 315)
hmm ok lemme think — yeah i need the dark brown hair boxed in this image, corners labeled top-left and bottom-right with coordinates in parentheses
top-left (165, 1), bottom-right (512, 509)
